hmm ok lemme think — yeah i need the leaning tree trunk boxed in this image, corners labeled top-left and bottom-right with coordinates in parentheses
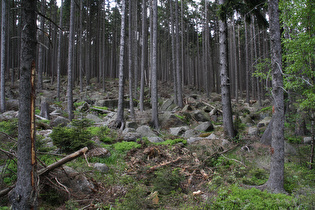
top-left (218, 0), bottom-right (235, 138)
top-left (115, 0), bottom-right (126, 128)
top-left (265, 0), bottom-right (285, 194)
top-left (9, 0), bottom-right (37, 208)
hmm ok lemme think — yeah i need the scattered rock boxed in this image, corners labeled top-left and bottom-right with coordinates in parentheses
top-left (77, 102), bottom-right (90, 112)
top-left (87, 147), bottom-right (111, 158)
top-left (192, 110), bottom-right (210, 122)
top-left (257, 117), bottom-right (272, 128)
top-left (194, 121), bottom-right (214, 132)
top-left (147, 136), bottom-right (164, 143)
top-left (303, 137), bottom-right (313, 144)
top-left (86, 113), bottom-right (103, 123)
top-left (169, 126), bottom-right (189, 136)
top-left (0, 111), bottom-right (18, 121)
top-left (50, 116), bottom-right (70, 127)
top-left (183, 129), bottom-right (201, 138)
top-left (92, 163), bottom-right (109, 173)
top-left (248, 127), bottom-right (259, 136)
top-left (159, 112), bottom-right (187, 129)
top-left (5, 99), bottom-right (19, 111)
top-left (160, 98), bottom-right (174, 111)
top-left (187, 137), bottom-right (203, 144)
top-left (136, 125), bottom-right (157, 137)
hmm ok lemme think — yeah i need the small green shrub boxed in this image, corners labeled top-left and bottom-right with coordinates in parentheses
top-left (153, 167), bottom-right (184, 195)
top-left (88, 126), bottom-right (117, 143)
top-left (50, 119), bottom-right (94, 153)
top-left (113, 141), bottom-right (141, 152)
top-left (242, 168), bottom-right (269, 186)
top-left (212, 185), bottom-right (295, 209)
top-left (286, 136), bottom-right (303, 144)
top-left (115, 184), bottom-right (149, 209)
top-left (0, 119), bottom-right (18, 137)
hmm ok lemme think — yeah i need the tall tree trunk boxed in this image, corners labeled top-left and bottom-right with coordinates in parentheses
top-left (9, 0), bottom-right (37, 208)
top-left (151, 0), bottom-right (159, 128)
top-left (79, 0), bottom-right (83, 92)
top-left (139, 0), bottom-right (147, 112)
top-left (170, 0), bottom-right (177, 105)
top-left (0, 0), bottom-right (7, 113)
top-left (128, 0), bottom-right (135, 119)
top-left (175, 0), bottom-right (183, 107)
top-left (37, 0), bottom-right (45, 90)
top-left (218, 0), bottom-right (235, 138)
top-left (56, 0), bottom-right (63, 102)
top-left (115, 0), bottom-right (126, 128)
top-left (265, 0), bottom-right (285, 193)
top-left (67, 0), bottom-right (75, 121)
top-left (245, 18), bottom-right (250, 103)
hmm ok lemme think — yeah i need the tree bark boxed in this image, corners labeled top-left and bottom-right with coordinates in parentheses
top-left (115, 0), bottom-right (126, 128)
top-left (265, 0), bottom-right (285, 193)
top-left (175, 0), bottom-right (183, 107)
top-left (0, 0), bottom-right (7, 113)
top-left (67, 0), bottom-right (75, 121)
top-left (56, 0), bottom-right (63, 102)
top-left (151, 0), bottom-right (159, 129)
top-left (218, 0), bottom-right (235, 138)
top-left (139, 0), bottom-right (147, 112)
top-left (9, 0), bottom-right (37, 208)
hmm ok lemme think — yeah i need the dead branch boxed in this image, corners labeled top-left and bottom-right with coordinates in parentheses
top-left (0, 147), bottom-right (88, 197)
top-left (201, 100), bottom-right (223, 113)
top-left (38, 147), bottom-right (88, 176)
top-left (221, 154), bottom-right (247, 167)
top-left (147, 157), bottom-right (182, 173)
top-left (0, 148), bottom-right (16, 158)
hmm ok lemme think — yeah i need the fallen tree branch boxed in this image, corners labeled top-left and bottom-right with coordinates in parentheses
top-left (221, 154), bottom-right (247, 167)
top-left (147, 157), bottom-right (182, 173)
top-left (0, 147), bottom-right (88, 197)
top-left (201, 100), bottom-right (223, 114)
top-left (37, 147), bottom-right (88, 176)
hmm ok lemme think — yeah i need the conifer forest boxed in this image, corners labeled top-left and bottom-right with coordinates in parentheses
top-left (0, 0), bottom-right (314, 209)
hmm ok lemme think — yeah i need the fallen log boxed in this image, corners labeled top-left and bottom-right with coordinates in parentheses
top-left (0, 147), bottom-right (88, 197)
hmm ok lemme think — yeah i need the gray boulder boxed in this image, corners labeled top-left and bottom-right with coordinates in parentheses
top-left (0, 111), bottom-right (18, 121)
top-left (50, 116), bottom-right (70, 127)
top-left (183, 129), bottom-right (201, 138)
top-left (92, 163), bottom-right (109, 173)
top-left (5, 99), bottom-right (19, 111)
top-left (192, 110), bottom-right (210, 122)
top-left (147, 136), bottom-right (164, 143)
top-left (303, 137), bottom-right (313, 144)
top-left (248, 127), bottom-right (259, 136)
top-left (136, 125), bottom-right (157, 137)
top-left (86, 113), bottom-right (102, 123)
top-left (169, 126), bottom-right (189, 136)
top-left (159, 112), bottom-right (187, 129)
top-left (194, 121), bottom-right (214, 132)
top-left (160, 98), bottom-right (174, 111)
top-left (258, 117), bottom-right (272, 128)
top-left (87, 147), bottom-right (111, 158)
top-left (187, 137), bottom-right (203, 144)
top-left (77, 102), bottom-right (90, 112)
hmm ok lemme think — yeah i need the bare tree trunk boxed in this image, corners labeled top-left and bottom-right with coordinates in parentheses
top-left (67, 0), bottom-right (75, 121)
top-left (0, 0), bottom-right (7, 113)
top-left (175, 0), bottom-right (183, 107)
top-left (56, 0), bottom-right (63, 102)
top-left (265, 0), bottom-right (285, 193)
top-left (170, 0), bottom-right (177, 105)
top-left (115, 0), bottom-right (126, 128)
top-left (79, 0), bottom-right (83, 92)
top-left (9, 0), bottom-right (37, 208)
top-left (128, 0), bottom-right (135, 119)
top-left (245, 18), bottom-right (250, 103)
top-left (37, 0), bottom-right (45, 90)
top-left (140, 0), bottom-right (147, 112)
top-left (218, 0), bottom-right (235, 138)
top-left (151, 0), bottom-right (159, 129)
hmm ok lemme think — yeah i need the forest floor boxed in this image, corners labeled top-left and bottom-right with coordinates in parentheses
top-left (0, 78), bottom-right (314, 209)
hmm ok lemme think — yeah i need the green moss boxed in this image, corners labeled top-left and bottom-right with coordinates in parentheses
top-left (156, 138), bottom-right (187, 146)
top-left (113, 141), bottom-right (141, 152)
